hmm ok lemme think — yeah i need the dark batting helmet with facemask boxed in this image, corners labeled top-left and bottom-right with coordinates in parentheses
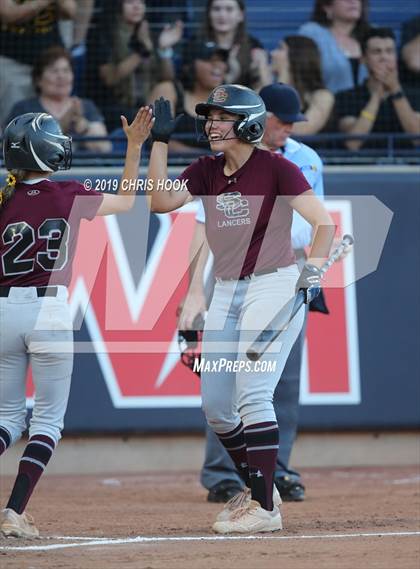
top-left (3, 113), bottom-right (72, 172)
top-left (195, 84), bottom-right (266, 143)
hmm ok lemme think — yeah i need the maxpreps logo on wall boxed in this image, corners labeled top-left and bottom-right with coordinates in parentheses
top-left (26, 196), bottom-right (359, 409)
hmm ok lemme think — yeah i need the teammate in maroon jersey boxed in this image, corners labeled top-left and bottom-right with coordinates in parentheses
top-left (0, 109), bottom-right (153, 538)
top-left (147, 86), bottom-right (335, 534)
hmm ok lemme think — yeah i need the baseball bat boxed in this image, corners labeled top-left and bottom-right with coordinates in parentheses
top-left (246, 235), bottom-right (354, 361)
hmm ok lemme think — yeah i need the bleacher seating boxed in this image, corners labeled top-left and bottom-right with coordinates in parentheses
top-left (228, 0), bottom-right (419, 50)
top-left (149, 1), bottom-right (419, 49)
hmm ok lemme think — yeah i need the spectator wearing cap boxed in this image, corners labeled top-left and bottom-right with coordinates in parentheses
top-left (335, 27), bottom-right (420, 151)
top-left (149, 41), bottom-right (229, 155)
top-left (189, 0), bottom-right (271, 90)
top-left (194, 83), bottom-right (326, 504)
top-left (270, 36), bottom-right (335, 136)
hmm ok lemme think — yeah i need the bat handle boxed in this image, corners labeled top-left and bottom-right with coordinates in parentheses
top-left (320, 234), bottom-right (354, 277)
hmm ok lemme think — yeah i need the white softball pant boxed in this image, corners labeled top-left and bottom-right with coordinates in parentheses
top-left (0, 286), bottom-right (73, 445)
top-left (201, 265), bottom-right (305, 432)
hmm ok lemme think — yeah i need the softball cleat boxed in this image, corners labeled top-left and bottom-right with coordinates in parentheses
top-left (216, 485), bottom-right (281, 522)
top-left (213, 500), bottom-right (283, 534)
top-left (1, 508), bottom-right (40, 538)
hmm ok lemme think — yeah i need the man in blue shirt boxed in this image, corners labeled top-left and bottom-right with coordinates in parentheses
top-left (179, 83), bottom-right (325, 504)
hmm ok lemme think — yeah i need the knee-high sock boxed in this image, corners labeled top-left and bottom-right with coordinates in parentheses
top-left (244, 422), bottom-right (279, 511)
top-left (215, 422), bottom-right (249, 486)
top-left (0, 427), bottom-right (11, 456)
top-left (6, 434), bottom-right (55, 514)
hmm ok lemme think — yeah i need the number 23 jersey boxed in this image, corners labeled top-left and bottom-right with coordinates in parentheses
top-left (0, 179), bottom-right (103, 287)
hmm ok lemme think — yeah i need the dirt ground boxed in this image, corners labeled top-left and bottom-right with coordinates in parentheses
top-left (1, 466), bottom-right (419, 569)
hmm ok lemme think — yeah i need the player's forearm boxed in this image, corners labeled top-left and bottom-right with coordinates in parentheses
top-left (292, 193), bottom-right (335, 267)
top-left (0, 0), bottom-right (51, 23)
top-left (306, 221), bottom-right (336, 269)
top-left (116, 141), bottom-right (142, 210)
top-left (147, 142), bottom-right (186, 212)
top-left (188, 224), bottom-right (210, 293)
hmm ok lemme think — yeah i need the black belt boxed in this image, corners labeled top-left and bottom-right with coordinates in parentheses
top-left (239, 267), bottom-right (280, 280)
top-left (0, 286), bottom-right (58, 297)
top-left (216, 267), bottom-right (280, 282)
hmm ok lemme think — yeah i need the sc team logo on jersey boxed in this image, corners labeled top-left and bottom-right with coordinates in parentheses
top-left (216, 191), bottom-right (250, 228)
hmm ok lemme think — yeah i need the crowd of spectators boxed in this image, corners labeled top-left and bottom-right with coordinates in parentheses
top-left (0, 0), bottom-right (419, 156)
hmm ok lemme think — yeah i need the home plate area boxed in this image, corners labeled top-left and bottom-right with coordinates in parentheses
top-left (1, 467), bottom-right (419, 569)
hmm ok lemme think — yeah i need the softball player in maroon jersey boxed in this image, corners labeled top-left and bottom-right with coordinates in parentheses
top-left (147, 85), bottom-right (335, 534)
top-left (0, 108), bottom-right (153, 538)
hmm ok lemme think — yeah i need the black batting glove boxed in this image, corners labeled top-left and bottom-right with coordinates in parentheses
top-left (296, 263), bottom-right (322, 304)
top-left (151, 97), bottom-right (181, 144)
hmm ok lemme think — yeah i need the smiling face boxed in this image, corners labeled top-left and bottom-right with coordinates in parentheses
top-left (204, 108), bottom-right (242, 150)
top-left (37, 57), bottom-right (73, 99)
top-left (208, 0), bottom-right (244, 34)
top-left (263, 113), bottom-right (293, 150)
top-left (194, 56), bottom-right (227, 90)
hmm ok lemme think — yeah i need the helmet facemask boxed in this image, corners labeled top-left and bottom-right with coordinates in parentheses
top-left (196, 114), bottom-right (242, 143)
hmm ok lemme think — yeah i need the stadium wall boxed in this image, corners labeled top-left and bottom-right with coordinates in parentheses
top-left (1, 166), bottom-right (417, 432)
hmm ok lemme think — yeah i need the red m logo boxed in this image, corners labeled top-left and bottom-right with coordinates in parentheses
top-left (27, 201), bottom-right (360, 408)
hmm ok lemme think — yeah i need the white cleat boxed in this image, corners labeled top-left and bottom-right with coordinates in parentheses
top-left (1, 508), bottom-right (40, 538)
top-left (216, 488), bottom-right (251, 522)
top-left (213, 499), bottom-right (283, 534)
top-left (216, 485), bottom-right (282, 522)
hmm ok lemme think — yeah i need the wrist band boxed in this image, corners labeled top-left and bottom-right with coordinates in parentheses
top-left (361, 110), bottom-right (375, 122)
top-left (389, 90), bottom-right (405, 101)
top-left (157, 47), bottom-right (174, 59)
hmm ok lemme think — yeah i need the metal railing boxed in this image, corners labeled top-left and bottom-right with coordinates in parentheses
top-left (0, 133), bottom-right (419, 169)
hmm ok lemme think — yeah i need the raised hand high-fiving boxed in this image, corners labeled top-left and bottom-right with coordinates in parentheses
top-left (151, 97), bottom-right (182, 144)
top-left (121, 106), bottom-right (154, 148)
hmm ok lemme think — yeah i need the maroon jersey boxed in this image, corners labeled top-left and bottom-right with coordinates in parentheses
top-left (0, 179), bottom-right (103, 286)
top-left (178, 148), bottom-right (311, 279)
